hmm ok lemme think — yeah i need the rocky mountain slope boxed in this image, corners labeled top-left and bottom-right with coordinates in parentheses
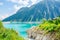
top-left (3, 0), bottom-right (60, 22)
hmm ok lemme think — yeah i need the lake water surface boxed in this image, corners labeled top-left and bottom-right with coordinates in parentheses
top-left (3, 22), bottom-right (39, 38)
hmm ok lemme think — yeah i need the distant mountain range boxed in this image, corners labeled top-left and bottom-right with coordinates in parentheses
top-left (3, 0), bottom-right (60, 22)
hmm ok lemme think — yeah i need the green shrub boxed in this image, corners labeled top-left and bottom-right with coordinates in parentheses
top-left (0, 21), bottom-right (24, 40)
top-left (38, 17), bottom-right (60, 40)
top-left (39, 17), bottom-right (60, 33)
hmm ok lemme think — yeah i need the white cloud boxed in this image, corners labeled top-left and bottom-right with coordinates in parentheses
top-left (31, 0), bottom-right (37, 4)
top-left (7, 0), bottom-right (43, 11)
top-left (7, 0), bottom-right (29, 6)
top-left (12, 0), bottom-right (40, 13)
top-left (7, 0), bottom-right (42, 7)
top-left (13, 5), bottom-right (25, 13)
top-left (14, 5), bottom-right (20, 10)
top-left (0, 2), bottom-right (3, 6)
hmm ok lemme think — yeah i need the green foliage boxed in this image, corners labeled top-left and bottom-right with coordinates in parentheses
top-left (39, 17), bottom-right (60, 40)
top-left (39, 17), bottom-right (60, 33)
top-left (0, 21), bottom-right (4, 28)
top-left (0, 21), bottom-right (24, 40)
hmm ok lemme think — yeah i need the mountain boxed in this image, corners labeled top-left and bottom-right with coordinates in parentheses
top-left (3, 0), bottom-right (60, 22)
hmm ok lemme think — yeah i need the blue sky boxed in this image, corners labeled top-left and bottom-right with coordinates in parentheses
top-left (0, 0), bottom-right (59, 20)
top-left (0, 0), bottom-right (43, 20)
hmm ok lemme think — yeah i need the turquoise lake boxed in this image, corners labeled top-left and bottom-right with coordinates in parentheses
top-left (3, 22), bottom-right (39, 38)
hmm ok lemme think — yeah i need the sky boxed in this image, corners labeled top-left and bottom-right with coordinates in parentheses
top-left (0, 0), bottom-right (43, 20)
top-left (0, 0), bottom-right (60, 20)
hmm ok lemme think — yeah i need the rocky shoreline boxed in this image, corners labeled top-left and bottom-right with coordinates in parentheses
top-left (27, 17), bottom-right (60, 40)
top-left (27, 27), bottom-right (58, 40)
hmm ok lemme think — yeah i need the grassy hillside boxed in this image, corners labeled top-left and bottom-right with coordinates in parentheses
top-left (39, 17), bottom-right (60, 40)
top-left (0, 21), bottom-right (24, 40)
